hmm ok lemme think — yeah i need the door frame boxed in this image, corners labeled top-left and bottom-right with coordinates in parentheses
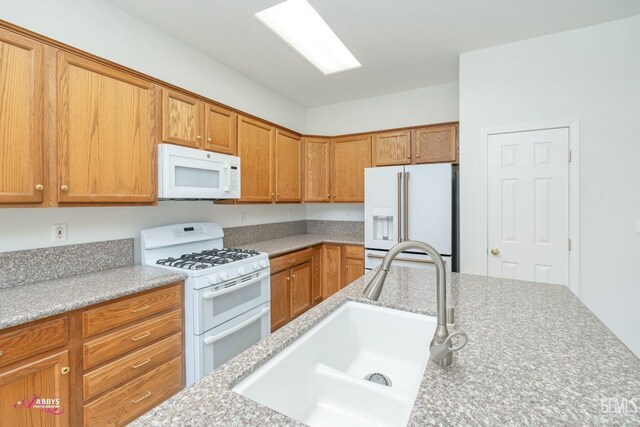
top-left (479, 121), bottom-right (580, 295)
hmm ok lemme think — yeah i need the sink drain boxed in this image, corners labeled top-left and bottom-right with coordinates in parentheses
top-left (364, 372), bottom-right (392, 387)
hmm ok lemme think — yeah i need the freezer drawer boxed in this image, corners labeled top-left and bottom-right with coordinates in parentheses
top-left (364, 249), bottom-right (452, 272)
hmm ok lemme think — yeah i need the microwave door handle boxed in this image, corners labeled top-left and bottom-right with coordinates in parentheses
top-left (224, 163), bottom-right (230, 192)
top-left (202, 271), bottom-right (270, 299)
top-left (203, 307), bottom-right (270, 345)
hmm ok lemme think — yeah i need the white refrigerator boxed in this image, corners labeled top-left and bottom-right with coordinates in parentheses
top-left (364, 164), bottom-right (455, 272)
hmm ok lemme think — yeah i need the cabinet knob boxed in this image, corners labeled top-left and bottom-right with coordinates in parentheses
top-left (490, 248), bottom-right (500, 256)
top-left (61, 185), bottom-right (69, 192)
top-left (286, 277), bottom-right (290, 281)
top-left (345, 265), bottom-right (349, 269)
top-left (333, 194), bottom-right (336, 198)
top-left (207, 137), bottom-right (212, 142)
top-left (61, 367), bottom-right (70, 375)
top-left (326, 194), bottom-right (330, 198)
top-left (407, 155), bottom-right (411, 159)
top-left (277, 192), bottom-right (280, 196)
top-left (196, 135), bottom-right (202, 140)
top-left (35, 184), bottom-right (44, 191)
top-left (271, 193), bottom-right (275, 197)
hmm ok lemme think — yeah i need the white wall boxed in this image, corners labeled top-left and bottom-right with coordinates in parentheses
top-left (305, 82), bottom-right (459, 135)
top-left (459, 16), bottom-right (640, 356)
top-left (0, 203), bottom-right (306, 262)
top-left (0, 0), bottom-right (305, 130)
top-left (305, 204), bottom-right (364, 221)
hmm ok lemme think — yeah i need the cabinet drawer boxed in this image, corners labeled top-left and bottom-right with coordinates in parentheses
top-left (0, 317), bottom-right (68, 369)
top-left (83, 284), bottom-right (181, 337)
top-left (83, 309), bottom-right (182, 370)
top-left (83, 356), bottom-right (183, 427)
top-left (343, 245), bottom-right (364, 259)
top-left (83, 332), bottom-right (182, 401)
top-left (270, 248), bottom-right (313, 274)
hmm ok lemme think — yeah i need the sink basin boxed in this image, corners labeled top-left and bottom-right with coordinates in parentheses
top-left (233, 301), bottom-right (437, 427)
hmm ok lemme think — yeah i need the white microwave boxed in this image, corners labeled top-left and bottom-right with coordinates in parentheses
top-left (158, 144), bottom-right (240, 200)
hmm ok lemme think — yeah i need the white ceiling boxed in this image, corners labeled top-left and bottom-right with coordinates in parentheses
top-left (106, 0), bottom-right (640, 107)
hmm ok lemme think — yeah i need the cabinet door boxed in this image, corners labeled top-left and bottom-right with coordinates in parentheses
top-left (274, 130), bottom-right (302, 202)
top-left (161, 89), bottom-right (203, 149)
top-left (237, 116), bottom-right (274, 202)
top-left (373, 130), bottom-right (411, 166)
top-left (57, 52), bottom-right (156, 203)
top-left (270, 270), bottom-right (290, 332)
top-left (0, 350), bottom-right (69, 427)
top-left (412, 124), bottom-right (458, 164)
top-left (311, 246), bottom-right (323, 305)
top-left (290, 261), bottom-right (312, 319)
top-left (331, 135), bottom-right (371, 202)
top-left (322, 245), bottom-right (342, 299)
top-left (204, 104), bottom-right (236, 154)
top-left (0, 29), bottom-right (44, 204)
top-left (343, 257), bottom-right (365, 286)
top-left (303, 137), bottom-right (331, 202)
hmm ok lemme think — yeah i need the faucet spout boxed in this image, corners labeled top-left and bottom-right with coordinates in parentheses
top-left (363, 240), bottom-right (466, 367)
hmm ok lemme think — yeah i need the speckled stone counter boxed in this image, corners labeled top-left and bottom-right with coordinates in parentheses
top-left (133, 268), bottom-right (640, 426)
top-left (249, 234), bottom-right (364, 258)
top-left (0, 266), bottom-right (187, 330)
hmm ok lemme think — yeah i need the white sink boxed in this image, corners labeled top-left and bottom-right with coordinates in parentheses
top-left (233, 301), bottom-right (437, 427)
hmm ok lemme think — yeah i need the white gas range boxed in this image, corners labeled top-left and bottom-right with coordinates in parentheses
top-left (141, 222), bottom-right (270, 386)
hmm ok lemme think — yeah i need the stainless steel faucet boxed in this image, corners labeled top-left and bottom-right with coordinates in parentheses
top-left (363, 240), bottom-right (467, 367)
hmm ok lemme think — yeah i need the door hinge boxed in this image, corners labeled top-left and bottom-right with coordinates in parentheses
top-left (568, 150), bottom-right (572, 162)
top-left (568, 238), bottom-right (572, 251)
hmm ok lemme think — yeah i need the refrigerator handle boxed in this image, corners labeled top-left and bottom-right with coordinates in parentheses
top-left (397, 172), bottom-right (403, 242)
top-left (404, 171), bottom-right (410, 241)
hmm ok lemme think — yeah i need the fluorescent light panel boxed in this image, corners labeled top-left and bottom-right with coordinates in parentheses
top-left (255, 0), bottom-right (361, 75)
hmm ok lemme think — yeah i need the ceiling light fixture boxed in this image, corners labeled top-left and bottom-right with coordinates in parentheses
top-left (255, 0), bottom-right (361, 75)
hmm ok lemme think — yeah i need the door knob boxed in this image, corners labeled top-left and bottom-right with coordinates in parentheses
top-left (490, 248), bottom-right (500, 256)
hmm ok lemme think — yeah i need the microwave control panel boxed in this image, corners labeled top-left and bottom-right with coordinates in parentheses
top-left (229, 166), bottom-right (239, 192)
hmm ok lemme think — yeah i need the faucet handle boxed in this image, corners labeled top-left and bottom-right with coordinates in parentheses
top-left (430, 330), bottom-right (468, 364)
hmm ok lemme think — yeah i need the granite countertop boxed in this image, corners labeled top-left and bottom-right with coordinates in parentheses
top-left (249, 233), bottom-right (364, 257)
top-left (0, 266), bottom-right (187, 330)
top-left (133, 267), bottom-right (640, 426)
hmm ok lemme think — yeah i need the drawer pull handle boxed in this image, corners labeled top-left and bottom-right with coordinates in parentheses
top-left (0, 350), bottom-right (3, 356)
top-left (129, 331), bottom-right (151, 341)
top-left (132, 391), bottom-right (152, 404)
top-left (131, 358), bottom-right (151, 369)
top-left (131, 304), bottom-right (150, 313)
top-left (61, 367), bottom-right (70, 375)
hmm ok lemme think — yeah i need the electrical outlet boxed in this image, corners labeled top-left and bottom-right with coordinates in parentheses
top-left (53, 224), bottom-right (67, 242)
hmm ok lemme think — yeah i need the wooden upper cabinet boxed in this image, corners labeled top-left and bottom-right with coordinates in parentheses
top-left (303, 137), bottom-right (331, 202)
top-left (373, 130), bottom-right (411, 166)
top-left (0, 29), bottom-right (44, 204)
top-left (237, 115), bottom-right (274, 202)
top-left (57, 52), bottom-right (156, 203)
top-left (412, 124), bottom-right (458, 164)
top-left (161, 90), bottom-right (203, 149)
top-left (0, 350), bottom-right (70, 427)
top-left (331, 135), bottom-right (371, 202)
top-left (204, 104), bottom-right (237, 155)
top-left (274, 130), bottom-right (302, 202)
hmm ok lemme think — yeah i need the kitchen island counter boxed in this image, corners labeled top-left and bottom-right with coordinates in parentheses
top-left (133, 267), bottom-right (640, 426)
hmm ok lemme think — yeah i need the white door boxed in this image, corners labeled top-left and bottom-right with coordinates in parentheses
top-left (365, 166), bottom-right (404, 250)
top-left (404, 164), bottom-right (452, 255)
top-left (487, 128), bottom-right (569, 285)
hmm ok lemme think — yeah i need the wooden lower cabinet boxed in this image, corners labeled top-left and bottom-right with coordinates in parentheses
top-left (270, 270), bottom-right (291, 332)
top-left (0, 350), bottom-right (70, 427)
top-left (342, 245), bottom-right (365, 287)
top-left (290, 261), bottom-right (312, 318)
top-left (311, 246), bottom-right (323, 304)
top-left (322, 245), bottom-right (342, 298)
top-left (0, 282), bottom-right (184, 427)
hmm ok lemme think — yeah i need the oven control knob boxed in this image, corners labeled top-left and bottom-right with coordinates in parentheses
top-left (237, 267), bottom-right (246, 276)
top-left (208, 274), bottom-right (219, 285)
top-left (260, 260), bottom-right (268, 269)
top-left (253, 262), bottom-right (260, 271)
top-left (219, 272), bottom-right (228, 281)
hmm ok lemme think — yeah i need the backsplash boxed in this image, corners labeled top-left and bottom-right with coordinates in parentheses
top-left (0, 239), bottom-right (134, 289)
top-left (306, 220), bottom-right (364, 236)
top-left (223, 220), bottom-right (364, 247)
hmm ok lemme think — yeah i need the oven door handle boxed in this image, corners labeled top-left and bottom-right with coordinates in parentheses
top-left (203, 307), bottom-right (270, 345)
top-left (202, 271), bottom-right (269, 299)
